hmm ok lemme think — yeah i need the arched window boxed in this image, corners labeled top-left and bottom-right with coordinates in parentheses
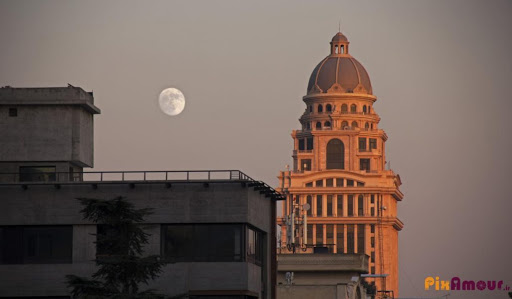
top-left (365, 122), bottom-right (369, 129)
top-left (363, 105), bottom-right (367, 114)
top-left (326, 104), bottom-right (332, 112)
top-left (341, 121), bottom-right (348, 129)
top-left (309, 105), bottom-right (313, 112)
top-left (341, 104), bottom-right (348, 113)
top-left (350, 104), bottom-right (357, 113)
top-left (316, 122), bottom-right (322, 130)
top-left (326, 139), bottom-right (344, 169)
top-left (340, 45), bottom-right (344, 54)
top-left (335, 45), bottom-right (338, 54)
top-left (306, 122), bottom-right (311, 130)
top-left (324, 121), bottom-right (331, 127)
top-left (352, 121), bottom-right (358, 128)
top-left (318, 105), bottom-right (323, 113)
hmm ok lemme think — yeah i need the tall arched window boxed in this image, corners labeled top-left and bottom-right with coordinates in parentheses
top-left (318, 105), bottom-right (323, 113)
top-left (326, 104), bottom-right (332, 113)
top-left (324, 121), bottom-right (331, 127)
top-left (326, 139), bottom-right (344, 169)
top-left (363, 105), bottom-right (367, 114)
top-left (350, 104), bottom-right (357, 113)
top-left (365, 122), bottom-right (369, 129)
top-left (316, 122), bottom-right (322, 130)
top-left (341, 121), bottom-right (348, 129)
top-left (352, 121), bottom-right (358, 128)
top-left (341, 104), bottom-right (348, 113)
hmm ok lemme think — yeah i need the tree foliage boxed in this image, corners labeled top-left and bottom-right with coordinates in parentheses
top-left (66, 196), bottom-right (166, 299)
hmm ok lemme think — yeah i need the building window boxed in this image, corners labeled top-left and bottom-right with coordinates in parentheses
top-left (316, 195), bottom-right (323, 216)
top-left (0, 226), bottom-right (72, 264)
top-left (371, 224), bottom-right (375, 234)
top-left (326, 178), bottom-right (333, 187)
top-left (316, 179), bottom-right (323, 187)
top-left (326, 138), bottom-right (344, 169)
top-left (9, 108), bottom-right (18, 117)
top-left (363, 105), bottom-right (367, 114)
top-left (309, 105), bottom-right (313, 112)
top-left (307, 224), bottom-right (313, 246)
top-left (347, 180), bottom-right (354, 187)
top-left (318, 104), bottom-right (323, 113)
top-left (341, 104), bottom-right (348, 113)
top-left (369, 138), bottom-right (377, 150)
top-left (19, 166), bottom-right (56, 182)
top-left (337, 195), bottom-right (343, 216)
top-left (371, 236), bottom-right (375, 248)
top-left (357, 224), bottom-right (365, 253)
top-left (351, 121), bottom-right (358, 128)
top-left (316, 224), bottom-right (323, 246)
top-left (336, 178), bottom-right (344, 187)
top-left (371, 266), bottom-right (376, 275)
top-left (341, 121), bottom-right (349, 129)
top-left (327, 195), bottom-right (333, 216)
top-left (306, 137), bottom-right (314, 150)
top-left (360, 159), bottom-right (370, 171)
top-left (347, 225), bottom-right (355, 254)
top-left (306, 196), bottom-right (313, 216)
top-left (326, 225), bottom-right (334, 247)
top-left (350, 104), bottom-right (357, 113)
top-left (305, 182), bottom-right (313, 187)
top-left (301, 159), bottom-right (311, 171)
top-left (371, 207), bottom-right (375, 216)
top-left (357, 181), bottom-right (364, 187)
top-left (326, 104), bottom-right (332, 112)
top-left (298, 139), bottom-right (305, 150)
top-left (358, 195), bottom-right (364, 216)
top-left (336, 224), bottom-right (344, 253)
top-left (358, 137), bottom-right (367, 151)
top-left (324, 121), bottom-right (331, 127)
top-left (371, 194), bottom-right (375, 204)
top-left (371, 251), bottom-right (375, 262)
top-left (162, 224), bottom-right (251, 263)
top-left (316, 122), bottom-right (322, 129)
top-left (347, 195), bottom-right (354, 216)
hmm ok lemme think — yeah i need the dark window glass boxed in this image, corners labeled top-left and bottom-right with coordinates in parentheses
top-left (327, 195), bottom-right (333, 216)
top-left (316, 195), bottom-right (323, 216)
top-left (347, 195), bottom-right (354, 216)
top-left (371, 207), bottom-right (375, 216)
top-left (371, 224), bottom-right (375, 234)
top-left (97, 225), bottom-right (126, 256)
top-left (19, 166), bottom-right (56, 182)
top-left (326, 225), bottom-right (334, 246)
top-left (309, 105), bottom-right (313, 112)
top-left (337, 195), bottom-right (343, 216)
top-left (162, 224), bottom-right (246, 263)
top-left (316, 179), bottom-right (323, 187)
top-left (0, 226), bottom-right (72, 264)
top-left (357, 224), bottom-right (365, 253)
top-left (357, 181), bottom-right (364, 187)
top-left (301, 159), bottom-right (311, 171)
top-left (9, 108), bottom-right (17, 117)
top-left (363, 105), bottom-right (367, 113)
top-left (347, 180), bottom-right (354, 187)
top-left (336, 224), bottom-right (344, 253)
top-left (298, 139), bottom-right (305, 150)
top-left (316, 122), bottom-right (322, 129)
top-left (351, 121), bottom-right (358, 128)
top-left (359, 138), bottom-right (366, 151)
top-left (371, 266), bottom-right (376, 275)
top-left (360, 159), bottom-right (370, 171)
top-left (341, 104), bottom-right (348, 113)
top-left (371, 236), bottom-right (375, 248)
top-left (318, 105), bottom-right (323, 113)
top-left (350, 104), bottom-right (357, 113)
top-left (371, 251), bottom-right (375, 262)
top-left (307, 138), bottom-right (313, 150)
top-left (324, 121), bottom-right (331, 127)
top-left (358, 195), bottom-right (364, 216)
top-left (369, 138), bottom-right (377, 150)
top-left (305, 182), bottom-right (313, 187)
top-left (347, 225), bottom-right (355, 254)
top-left (326, 178), bottom-right (333, 187)
top-left (306, 196), bottom-right (312, 216)
top-left (307, 224), bottom-right (313, 245)
top-left (316, 225), bottom-right (323, 246)
top-left (326, 104), bottom-right (332, 112)
top-left (336, 178), bottom-right (344, 187)
top-left (326, 139), bottom-right (344, 169)
top-left (247, 227), bottom-right (263, 265)
top-left (371, 194), bottom-right (375, 204)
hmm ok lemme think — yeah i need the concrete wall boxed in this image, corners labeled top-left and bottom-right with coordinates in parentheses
top-left (0, 181), bottom-right (274, 298)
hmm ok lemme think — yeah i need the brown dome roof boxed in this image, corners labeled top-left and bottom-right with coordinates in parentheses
top-left (307, 32), bottom-right (372, 95)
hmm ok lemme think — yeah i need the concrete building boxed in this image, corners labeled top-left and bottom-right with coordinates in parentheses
top-left (277, 32), bottom-right (404, 298)
top-left (0, 86), bottom-right (283, 299)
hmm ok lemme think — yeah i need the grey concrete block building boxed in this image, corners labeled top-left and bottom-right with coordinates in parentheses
top-left (0, 86), bottom-right (283, 299)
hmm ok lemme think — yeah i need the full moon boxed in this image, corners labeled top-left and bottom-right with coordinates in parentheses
top-left (159, 88), bottom-right (185, 116)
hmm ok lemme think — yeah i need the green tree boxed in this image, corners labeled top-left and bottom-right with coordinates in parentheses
top-left (66, 196), bottom-right (166, 299)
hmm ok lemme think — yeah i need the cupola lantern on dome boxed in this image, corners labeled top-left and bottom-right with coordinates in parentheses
top-left (307, 32), bottom-right (372, 95)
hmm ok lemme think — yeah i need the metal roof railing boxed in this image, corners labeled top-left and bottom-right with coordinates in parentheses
top-left (0, 170), bottom-right (285, 201)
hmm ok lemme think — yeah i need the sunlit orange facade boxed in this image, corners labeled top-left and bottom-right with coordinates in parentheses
top-left (277, 32), bottom-right (404, 297)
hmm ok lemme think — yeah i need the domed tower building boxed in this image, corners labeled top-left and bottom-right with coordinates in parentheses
top-left (277, 32), bottom-right (404, 297)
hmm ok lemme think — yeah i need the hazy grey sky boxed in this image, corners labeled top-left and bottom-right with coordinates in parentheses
top-left (1, 1), bottom-right (511, 298)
